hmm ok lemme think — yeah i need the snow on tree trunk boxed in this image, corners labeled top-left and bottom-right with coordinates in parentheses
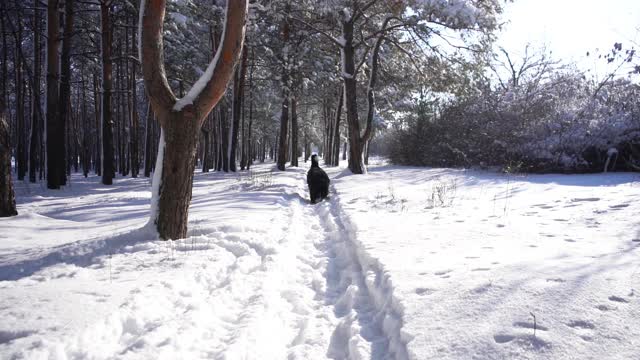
top-left (148, 129), bottom-right (164, 227)
top-left (140, 0), bottom-right (247, 239)
top-left (154, 116), bottom-right (200, 238)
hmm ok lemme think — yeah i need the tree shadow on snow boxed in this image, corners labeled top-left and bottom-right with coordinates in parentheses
top-left (0, 225), bottom-right (156, 281)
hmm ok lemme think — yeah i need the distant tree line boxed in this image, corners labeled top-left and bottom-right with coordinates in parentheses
top-left (384, 45), bottom-right (640, 173)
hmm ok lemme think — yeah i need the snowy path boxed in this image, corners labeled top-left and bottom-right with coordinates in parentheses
top-left (5, 161), bottom-right (636, 359)
top-left (317, 188), bottom-right (409, 360)
top-left (0, 165), bottom-right (407, 360)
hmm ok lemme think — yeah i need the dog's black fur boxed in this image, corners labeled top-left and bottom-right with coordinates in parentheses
top-left (307, 155), bottom-right (330, 204)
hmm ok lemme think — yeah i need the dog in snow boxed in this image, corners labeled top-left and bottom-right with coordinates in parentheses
top-left (307, 154), bottom-right (330, 204)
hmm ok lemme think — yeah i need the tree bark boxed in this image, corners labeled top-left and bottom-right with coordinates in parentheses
top-left (230, 44), bottom-right (247, 172)
top-left (201, 128), bottom-right (209, 172)
top-left (220, 104), bottom-right (229, 172)
top-left (116, 55), bottom-right (125, 176)
top-left (290, 95), bottom-right (298, 167)
top-left (339, 15), bottom-right (389, 174)
top-left (15, 23), bottom-right (26, 181)
top-left (277, 96), bottom-right (289, 171)
top-left (143, 103), bottom-right (153, 177)
top-left (324, 100), bottom-right (332, 165)
top-left (343, 141), bottom-right (347, 161)
top-left (129, 13), bottom-right (139, 178)
top-left (246, 51), bottom-right (254, 170)
top-left (101, 0), bottom-right (115, 185)
top-left (332, 87), bottom-right (343, 166)
top-left (46, 0), bottom-right (61, 189)
top-left (0, 105), bottom-right (17, 217)
top-left (340, 18), bottom-right (366, 173)
top-left (276, 11), bottom-right (290, 171)
top-left (58, 0), bottom-right (74, 185)
top-left (140, 0), bottom-right (247, 239)
top-left (81, 71), bottom-right (89, 177)
top-left (0, 4), bottom-right (6, 111)
top-left (29, 7), bottom-right (42, 183)
top-left (93, 73), bottom-right (101, 176)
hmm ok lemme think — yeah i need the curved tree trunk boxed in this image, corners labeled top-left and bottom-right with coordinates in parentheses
top-left (339, 15), bottom-right (389, 174)
top-left (340, 19), bottom-right (366, 174)
top-left (141, 0), bottom-right (247, 239)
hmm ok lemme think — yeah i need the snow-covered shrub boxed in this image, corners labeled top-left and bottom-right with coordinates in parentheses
top-left (386, 69), bottom-right (640, 173)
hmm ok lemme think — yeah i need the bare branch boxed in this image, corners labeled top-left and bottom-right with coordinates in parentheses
top-left (291, 17), bottom-right (344, 48)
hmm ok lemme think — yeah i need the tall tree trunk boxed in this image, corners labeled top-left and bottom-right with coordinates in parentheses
top-left (215, 108), bottom-right (222, 171)
top-left (58, 0), bottom-right (74, 185)
top-left (93, 73), bottom-right (101, 176)
top-left (72, 85), bottom-right (79, 173)
top-left (29, 7), bottom-right (42, 183)
top-left (245, 48), bottom-right (254, 170)
top-left (143, 103), bottom-right (152, 177)
top-left (15, 23), bottom-right (26, 181)
top-left (230, 45), bottom-right (247, 172)
top-left (290, 95), bottom-right (298, 167)
top-left (140, 0), bottom-right (247, 239)
top-left (0, 104), bottom-right (17, 217)
top-left (201, 129), bottom-right (209, 172)
top-left (116, 57), bottom-right (124, 176)
top-left (130, 15), bottom-right (139, 178)
top-left (100, 0), bottom-right (115, 185)
top-left (324, 100), bottom-right (332, 165)
top-left (0, 4), bottom-right (6, 111)
top-left (332, 87), bottom-right (343, 166)
top-left (46, 0), bottom-right (61, 189)
top-left (361, 30), bottom-right (385, 156)
top-left (81, 71), bottom-right (89, 177)
top-left (276, 12), bottom-right (290, 171)
top-left (364, 139), bottom-right (370, 165)
top-left (220, 105), bottom-right (229, 172)
top-left (340, 18), bottom-right (366, 174)
top-left (340, 15), bottom-right (388, 173)
top-left (276, 95), bottom-right (289, 171)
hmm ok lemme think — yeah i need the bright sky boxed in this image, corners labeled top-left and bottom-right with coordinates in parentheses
top-left (497, 0), bottom-right (640, 72)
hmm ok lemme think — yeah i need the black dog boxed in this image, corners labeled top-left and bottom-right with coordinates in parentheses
top-left (307, 155), bottom-right (330, 204)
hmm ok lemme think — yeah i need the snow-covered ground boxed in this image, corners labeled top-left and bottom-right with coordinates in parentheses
top-left (1, 159), bottom-right (639, 359)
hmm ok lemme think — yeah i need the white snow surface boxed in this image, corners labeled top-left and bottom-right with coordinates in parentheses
top-left (1, 158), bottom-right (639, 359)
